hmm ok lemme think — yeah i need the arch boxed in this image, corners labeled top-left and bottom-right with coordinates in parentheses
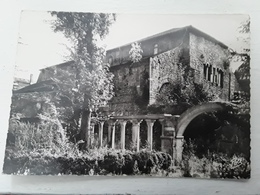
top-left (125, 121), bottom-right (133, 150)
top-left (153, 120), bottom-right (162, 151)
top-left (140, 120), bottom-right (148, 149)
top-left (115, 122), bottom-right (121, 149)
top-left (176, 102), bottom-right (227, 137)
top-left (102, 121), bottom-right (109, 147)
top-left (159, 82), bottom-right (171, 94)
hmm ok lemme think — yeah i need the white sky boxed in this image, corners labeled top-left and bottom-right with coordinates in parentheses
top-left (15, 11), bottom-right (249, 82)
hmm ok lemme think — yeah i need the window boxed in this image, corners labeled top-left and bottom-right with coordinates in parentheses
top-left (203, 64), bottom-right (223, 88)
top-left (154, 44), bottom-right (159, 55)
top-left (220, 71), bottom-right (224, 88)
top-left (203, 64), bottom-right (207, 79)
top-left (208, 65), bottom-right (212, 82)
top-left (108, 56), bottom-right (113, 65)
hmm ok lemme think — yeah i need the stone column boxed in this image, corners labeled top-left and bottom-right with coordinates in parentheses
top-left (119, 120), bottom-right (127, 150)
top-left (108, 120), bottom-right (117, 149)
top-left (175, 135), bottom-right (184, 161)
top-left (132, 119), bottom-right (142, 152)
top-left (146, 119), bottom-right (155, 151)
top-left (89, 122), bottom-right (95, 147)
top-left (99, 121), bottom-right (104, 147)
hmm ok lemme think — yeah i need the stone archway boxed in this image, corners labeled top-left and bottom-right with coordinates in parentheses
top-left (176, 102), bottom-right (227, 136)
top-left (174, 102), bottom-right (229, 160)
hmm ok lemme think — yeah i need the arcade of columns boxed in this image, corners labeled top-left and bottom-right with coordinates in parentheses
top-left (88, 114), bottom-right (184, 160)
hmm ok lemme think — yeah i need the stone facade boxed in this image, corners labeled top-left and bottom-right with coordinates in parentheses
top-left (109, 59), bottom-right (150, 115)
top-left (189, 33), bottom-right (233, 101)
top-left (11, 26), bottom-right (241, 156)
top-left (107, 26), bottom-right (238, 116)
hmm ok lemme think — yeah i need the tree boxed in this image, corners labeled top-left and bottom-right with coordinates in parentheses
top-left (232, 19), bottom-right (250, 95)
top-left (129, 42), bottom-right (143, 63)
top-left (50, 12), bottom-right (116, 148)
top-left (232, 19), bottom-right (250, 114)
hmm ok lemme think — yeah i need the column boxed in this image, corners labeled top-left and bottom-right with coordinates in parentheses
top-left (89, 122), bottom-right (95, 146)
top-left (99, 121), bottom-right (104, 147)
top-left (175, 135), bottom-right (184, 161)
top-left (146, 119), bottom-right (155, 151)
top-left (109, 120), bottom-right (117, 149)
top-left (120, 120), bottom-right (127, 150)
top-left (132, 119), bottom-right (142, 152)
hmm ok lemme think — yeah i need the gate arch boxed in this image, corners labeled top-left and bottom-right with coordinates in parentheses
top-left (176, 102), bottom-right (227, 137)
top-left (174, 102), bottom-right (232, 160)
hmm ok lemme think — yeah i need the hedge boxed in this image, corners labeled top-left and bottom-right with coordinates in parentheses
top-left (3, 149), bottom-right (172, 175)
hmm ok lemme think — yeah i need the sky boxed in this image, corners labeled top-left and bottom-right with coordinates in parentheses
top-left (15, 11), bottom-right (249, 82)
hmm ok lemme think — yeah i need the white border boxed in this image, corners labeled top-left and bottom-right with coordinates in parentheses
top-left (0, 0), bottom-right (259, 194)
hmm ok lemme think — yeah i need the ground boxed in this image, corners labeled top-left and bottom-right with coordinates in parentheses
top-left (2, 175), bottom-right (257, 194)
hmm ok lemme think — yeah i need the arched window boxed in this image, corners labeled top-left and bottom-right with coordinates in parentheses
top-left (154, 44), bottom-right (159, 55)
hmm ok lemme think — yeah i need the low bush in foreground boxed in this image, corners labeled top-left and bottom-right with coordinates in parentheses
top-left (3, 148), bottom-right (172, 176)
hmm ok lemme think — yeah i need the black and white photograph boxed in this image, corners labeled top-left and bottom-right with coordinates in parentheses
top-left (2, 11), bottom-right (250, 179)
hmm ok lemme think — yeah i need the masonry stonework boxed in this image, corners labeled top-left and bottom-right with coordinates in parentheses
top-left (189, 33), bottom-right (231, 101)
top-left (108, 27), bottom-right (238, 116)
top-left (109, 59), bottom-right (150, 116)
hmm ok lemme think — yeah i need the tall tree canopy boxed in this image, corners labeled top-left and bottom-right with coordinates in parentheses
top-left (233, 19), bottom-right (250, 105)
top-left (50, 12), bottom-right (116, 147)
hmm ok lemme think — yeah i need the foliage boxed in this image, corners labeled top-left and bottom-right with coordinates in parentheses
top-left (232, 18), bottom-right (250, 107)
top-left (4, 142), bottom-right (172, 175)
top-left (147, 81), bottom-right (214, 115)
top-left (6, 111), bottom-right (83, 159)
top-left (129, 42), bottom-right (143, 63)
top-left (180, 142), bottom-right (250, 179)
top-left (50, 12), bottom-right (116, 144)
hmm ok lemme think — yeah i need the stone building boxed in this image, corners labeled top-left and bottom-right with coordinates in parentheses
top-left (106, 25), bottom-right (238, 116)
top-left (11, 25), bottom-right (240, 157)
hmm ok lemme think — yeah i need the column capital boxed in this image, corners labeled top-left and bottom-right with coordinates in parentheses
top-left (119, 120), bottom-right (127, 126)
top-left (108, 119), bottom-right (118, 126)
top-left (131, 119), bottom-right (143, 125)
top-left (99, 120), bottom-right (105, 125)
top-left (158, 118), bottom-right (165, 124)
top-left (90, 122), bottom-right (96, 128)
top-left (145, 119), bottom-right (156, 124)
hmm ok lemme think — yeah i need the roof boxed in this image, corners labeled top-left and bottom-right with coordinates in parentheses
top-left (14, 79), bottom-right (57, 94)
top-left (107, 25), bottom-right (228, 52)
top-left (40, 60), bottom-right (75, 71)
top-left (38, 25), bottom-right (229, 71)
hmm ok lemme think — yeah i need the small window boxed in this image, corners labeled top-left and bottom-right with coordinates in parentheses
top-left (108, 56), bottom-right (113, 65)
top-left (203, 64), bottom-right (207, 79)
top-left (208, 65), bottom-right (212, 82)
top-left (220, 70), bottom-right (224, 88)
top-left (154, 44), bottom-right (159, 55)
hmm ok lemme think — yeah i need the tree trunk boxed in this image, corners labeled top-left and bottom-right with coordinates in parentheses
top-left (79, 107), bottom-right (91, 149)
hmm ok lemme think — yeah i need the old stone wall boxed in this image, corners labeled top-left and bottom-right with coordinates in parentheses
top-left (149, 46), bottom-right (189, 104)
top-left (189, 33), bottom-right (232, 101)
top-left (106, 28), bottom-right (189, 67)
top-left (108, 59), bottom-right (150, 116)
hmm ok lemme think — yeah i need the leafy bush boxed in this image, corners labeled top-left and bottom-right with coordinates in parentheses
top-left (3, 146), bottom-right (173, 176)
top-left (180, 149), bottom-right (250, 179)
